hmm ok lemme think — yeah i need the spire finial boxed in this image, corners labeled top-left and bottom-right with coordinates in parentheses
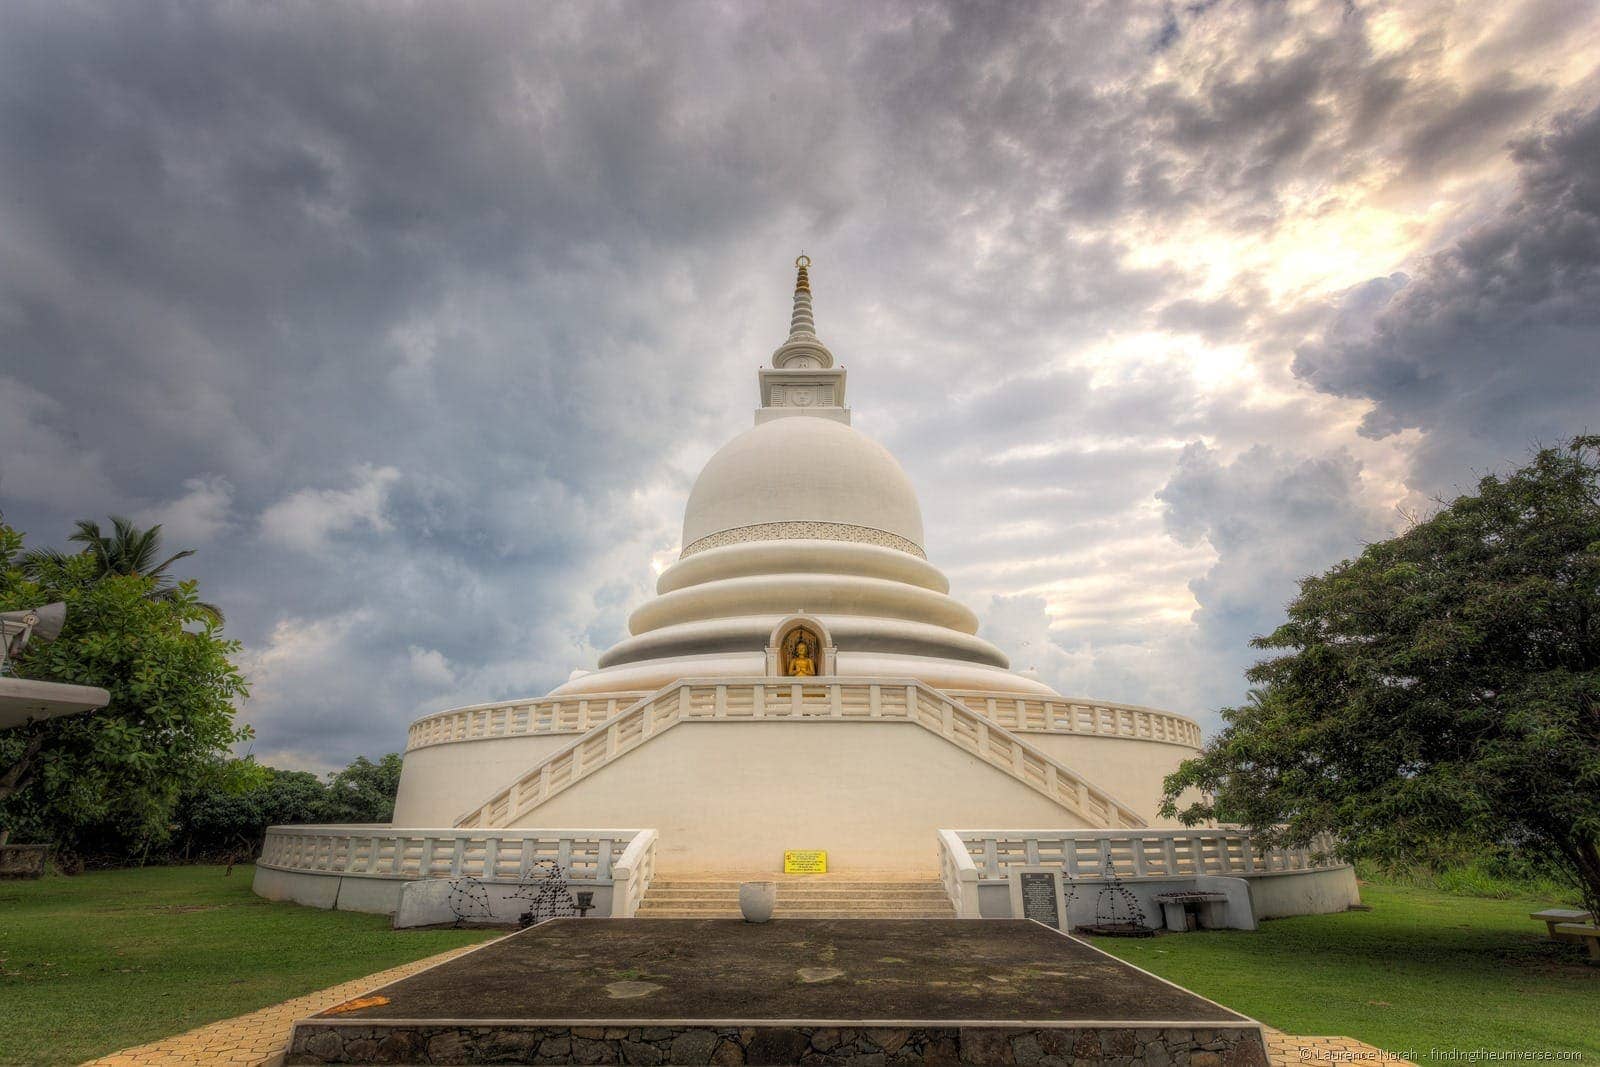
top-left (785, 253), bottom-right (819, 343)
top-left (758, 254), bottom-right (847, 423)
top-left (771, 253), bottom-right (833, 369)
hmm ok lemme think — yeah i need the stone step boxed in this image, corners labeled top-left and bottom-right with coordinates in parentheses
top-left (646, 881), bottom-right (946, 891)
top-left (638, 878), bottom-right (954, 920)
top-left (637, 898), bottom-right (950, 912)
top-left (642, 887), bottom-right (951, 900)
top-left (641, 894), bottom-right (950, 905)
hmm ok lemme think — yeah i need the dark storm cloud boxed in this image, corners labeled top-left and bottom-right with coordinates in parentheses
top-left (1, 0), bottom-right (1595, 759)
top-left (0, 0), bottom-right (866, 761)
top-left (1399, 75), bottom-right (1551, 178)
top-left (1158, 443), bottom-right (1387, 637)
top-left (1294, 102), bottom-right (1600, 488)
top-left (1145, 441), bottom-right (1390, 710)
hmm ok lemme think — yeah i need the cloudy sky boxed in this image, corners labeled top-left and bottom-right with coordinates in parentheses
top-left (3, 0), bottom-right (1597, 771)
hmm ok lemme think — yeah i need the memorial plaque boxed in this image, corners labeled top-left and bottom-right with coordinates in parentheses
top-left (783, 850), bottom-right (827, 874)
top-left (1019, 871), bottom-right (1061, 927)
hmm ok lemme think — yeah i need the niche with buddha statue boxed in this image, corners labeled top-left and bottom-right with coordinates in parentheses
top-left (766, 615), bottom-right (837, 678)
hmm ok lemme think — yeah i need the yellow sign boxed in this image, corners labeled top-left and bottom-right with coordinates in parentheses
top-left (783, 850), bottom-right (828, 874)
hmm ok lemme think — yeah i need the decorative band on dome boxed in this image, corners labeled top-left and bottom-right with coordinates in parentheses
top-left (680, 521), bottom-right (926, 560)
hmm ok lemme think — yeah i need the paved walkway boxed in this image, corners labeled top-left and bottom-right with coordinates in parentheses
top-left (81, 946), bottom-right (1395, 1067)
top-left (1264, 1028), bottom-right (1401, 1064)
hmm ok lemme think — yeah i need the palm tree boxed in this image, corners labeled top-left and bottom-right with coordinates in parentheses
top-left (69, 516), bottom-right (195, 583)
top-left (24, 516), bottom-right (224, 623)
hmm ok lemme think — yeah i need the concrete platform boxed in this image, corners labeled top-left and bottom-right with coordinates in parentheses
top-left (286, 918), bottom-right (1267, 1065)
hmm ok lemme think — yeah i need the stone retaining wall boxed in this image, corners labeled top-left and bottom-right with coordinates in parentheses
top-left (287, 1020), bottom-right (1270, 1065)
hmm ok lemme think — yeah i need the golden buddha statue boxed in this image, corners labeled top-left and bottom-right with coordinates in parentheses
top-left (788, 638), bottom-right (816, 677)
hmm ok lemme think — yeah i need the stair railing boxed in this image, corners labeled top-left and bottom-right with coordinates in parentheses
top-left (454, 678), bottom-right (1147, 832)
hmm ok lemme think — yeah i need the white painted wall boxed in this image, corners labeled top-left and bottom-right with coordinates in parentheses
top-left (1247, 865), bottom-right (1362, 918)
top-left (971, 865), bottom-right (1359, 923)
top-left (252, 865), bottom-right (405, 915)
top-left (1021, 734), bottom-right (1198, 826)
top-left (517, 721), bottom-right (1090, 875)
top-left (394, 734), bottom-right (574, 825)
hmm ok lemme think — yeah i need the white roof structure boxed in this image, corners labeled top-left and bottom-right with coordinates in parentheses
top-left (0, 676), bottom-right (110, 730)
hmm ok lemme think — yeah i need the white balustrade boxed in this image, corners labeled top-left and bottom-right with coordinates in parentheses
top-left (937, 829), bottom-right (982, 918)
top-left (944, 692), bottom-right (1202, 748)
top-left (455, 678), bottom-right (1148, 831)
top-left (407, 686), bottom-right (1201, 753)
top-left (610, 829), bottom-right (658, 918)
top-left (256, 825), bottom-right (650, 886)
top-left (947, 828), bottom-right (1342, 882)
top-left (405, 693), bottom-right (651, 751)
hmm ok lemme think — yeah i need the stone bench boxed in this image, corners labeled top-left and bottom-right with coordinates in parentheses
top-left (1154, 891), bottom-right (1231, 932)
top-left (1530, 908), bottom-right (1593, 940)
top-left (1552, 923), bottom-right (1600, 963)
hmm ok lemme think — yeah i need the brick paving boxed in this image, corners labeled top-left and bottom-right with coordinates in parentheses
top-left (1265, 1027), bottom-right (1404, 1065)
top-left (80, 945), bottom-right (1396, 1066)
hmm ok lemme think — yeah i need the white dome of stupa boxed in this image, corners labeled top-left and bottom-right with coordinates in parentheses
top-left (545, 255), bottom-right (1039, 695)
top-left (681, 417), bottom-right (926, 558)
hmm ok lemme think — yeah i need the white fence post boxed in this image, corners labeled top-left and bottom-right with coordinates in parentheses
top-left (937, 830), bottom-right (982, 918)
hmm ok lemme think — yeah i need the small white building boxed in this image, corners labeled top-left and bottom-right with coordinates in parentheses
top-left (256, 260), bottom-right (1357, 923)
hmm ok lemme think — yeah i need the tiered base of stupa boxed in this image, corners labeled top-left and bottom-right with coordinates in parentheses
top-left (252, 673), bottom-right (1358, 925)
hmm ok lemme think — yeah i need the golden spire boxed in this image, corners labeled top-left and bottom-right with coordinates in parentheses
top-left (771, 253), bottom-right (833, 369)
top-left (788, 253), bottom-right (817, 339)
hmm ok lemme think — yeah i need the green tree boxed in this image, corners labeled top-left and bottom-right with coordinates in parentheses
top-left (174, 761), bottom-right (323, 860)
top-left (319, 753), bottom-right (404, 824)
top-left (1163, 437), bottom-right (1600, 918)
top-left (0, 520), bottom-right (251, 861)
top-left (22, 515), bottom-right (223, 622)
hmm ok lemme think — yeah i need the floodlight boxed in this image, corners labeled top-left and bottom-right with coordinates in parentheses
top-left (22, 601), bottom-right (65, 642)
top-left (0, 602), bottom-right (68, 667)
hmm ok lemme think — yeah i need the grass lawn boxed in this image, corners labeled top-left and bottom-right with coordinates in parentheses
top-left (0, 864), bottom-right (495, 1066)
top-left (3, 868), bottom-right (1596, 1065)
top-left (1093, 883), bottom-right (1599, 1057)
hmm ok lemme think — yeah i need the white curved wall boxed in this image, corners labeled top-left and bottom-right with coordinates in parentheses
top-left (835, 655), bottom-right (1046, 693)
top-left (1248, 865), bottom-right (1362, 918)
top-left (658, 540), bottom-right (948, 595)
top-left (614, 535), bottom-right (1007, 672)
top-left (253, 865), bottom-right (406, 914)
top-left (517, 720), bottom-right (1090, 875)
top-left (394, 734), bottom-right (576, 825)
top-left (627, 573), bottom-right (981, 636)
top-left (599, 615), bottom-right (1009, 669)
top-left (1021, 734), bottom-right (1198, 826)
top-left (550, 653), bottom-right (768, 695)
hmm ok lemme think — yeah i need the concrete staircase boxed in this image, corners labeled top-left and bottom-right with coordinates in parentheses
top-left (636, 877), bottom-right (955, 919)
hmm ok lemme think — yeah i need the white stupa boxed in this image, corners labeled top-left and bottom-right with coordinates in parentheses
top-left (390, 258), bottom-right (1204, 875)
